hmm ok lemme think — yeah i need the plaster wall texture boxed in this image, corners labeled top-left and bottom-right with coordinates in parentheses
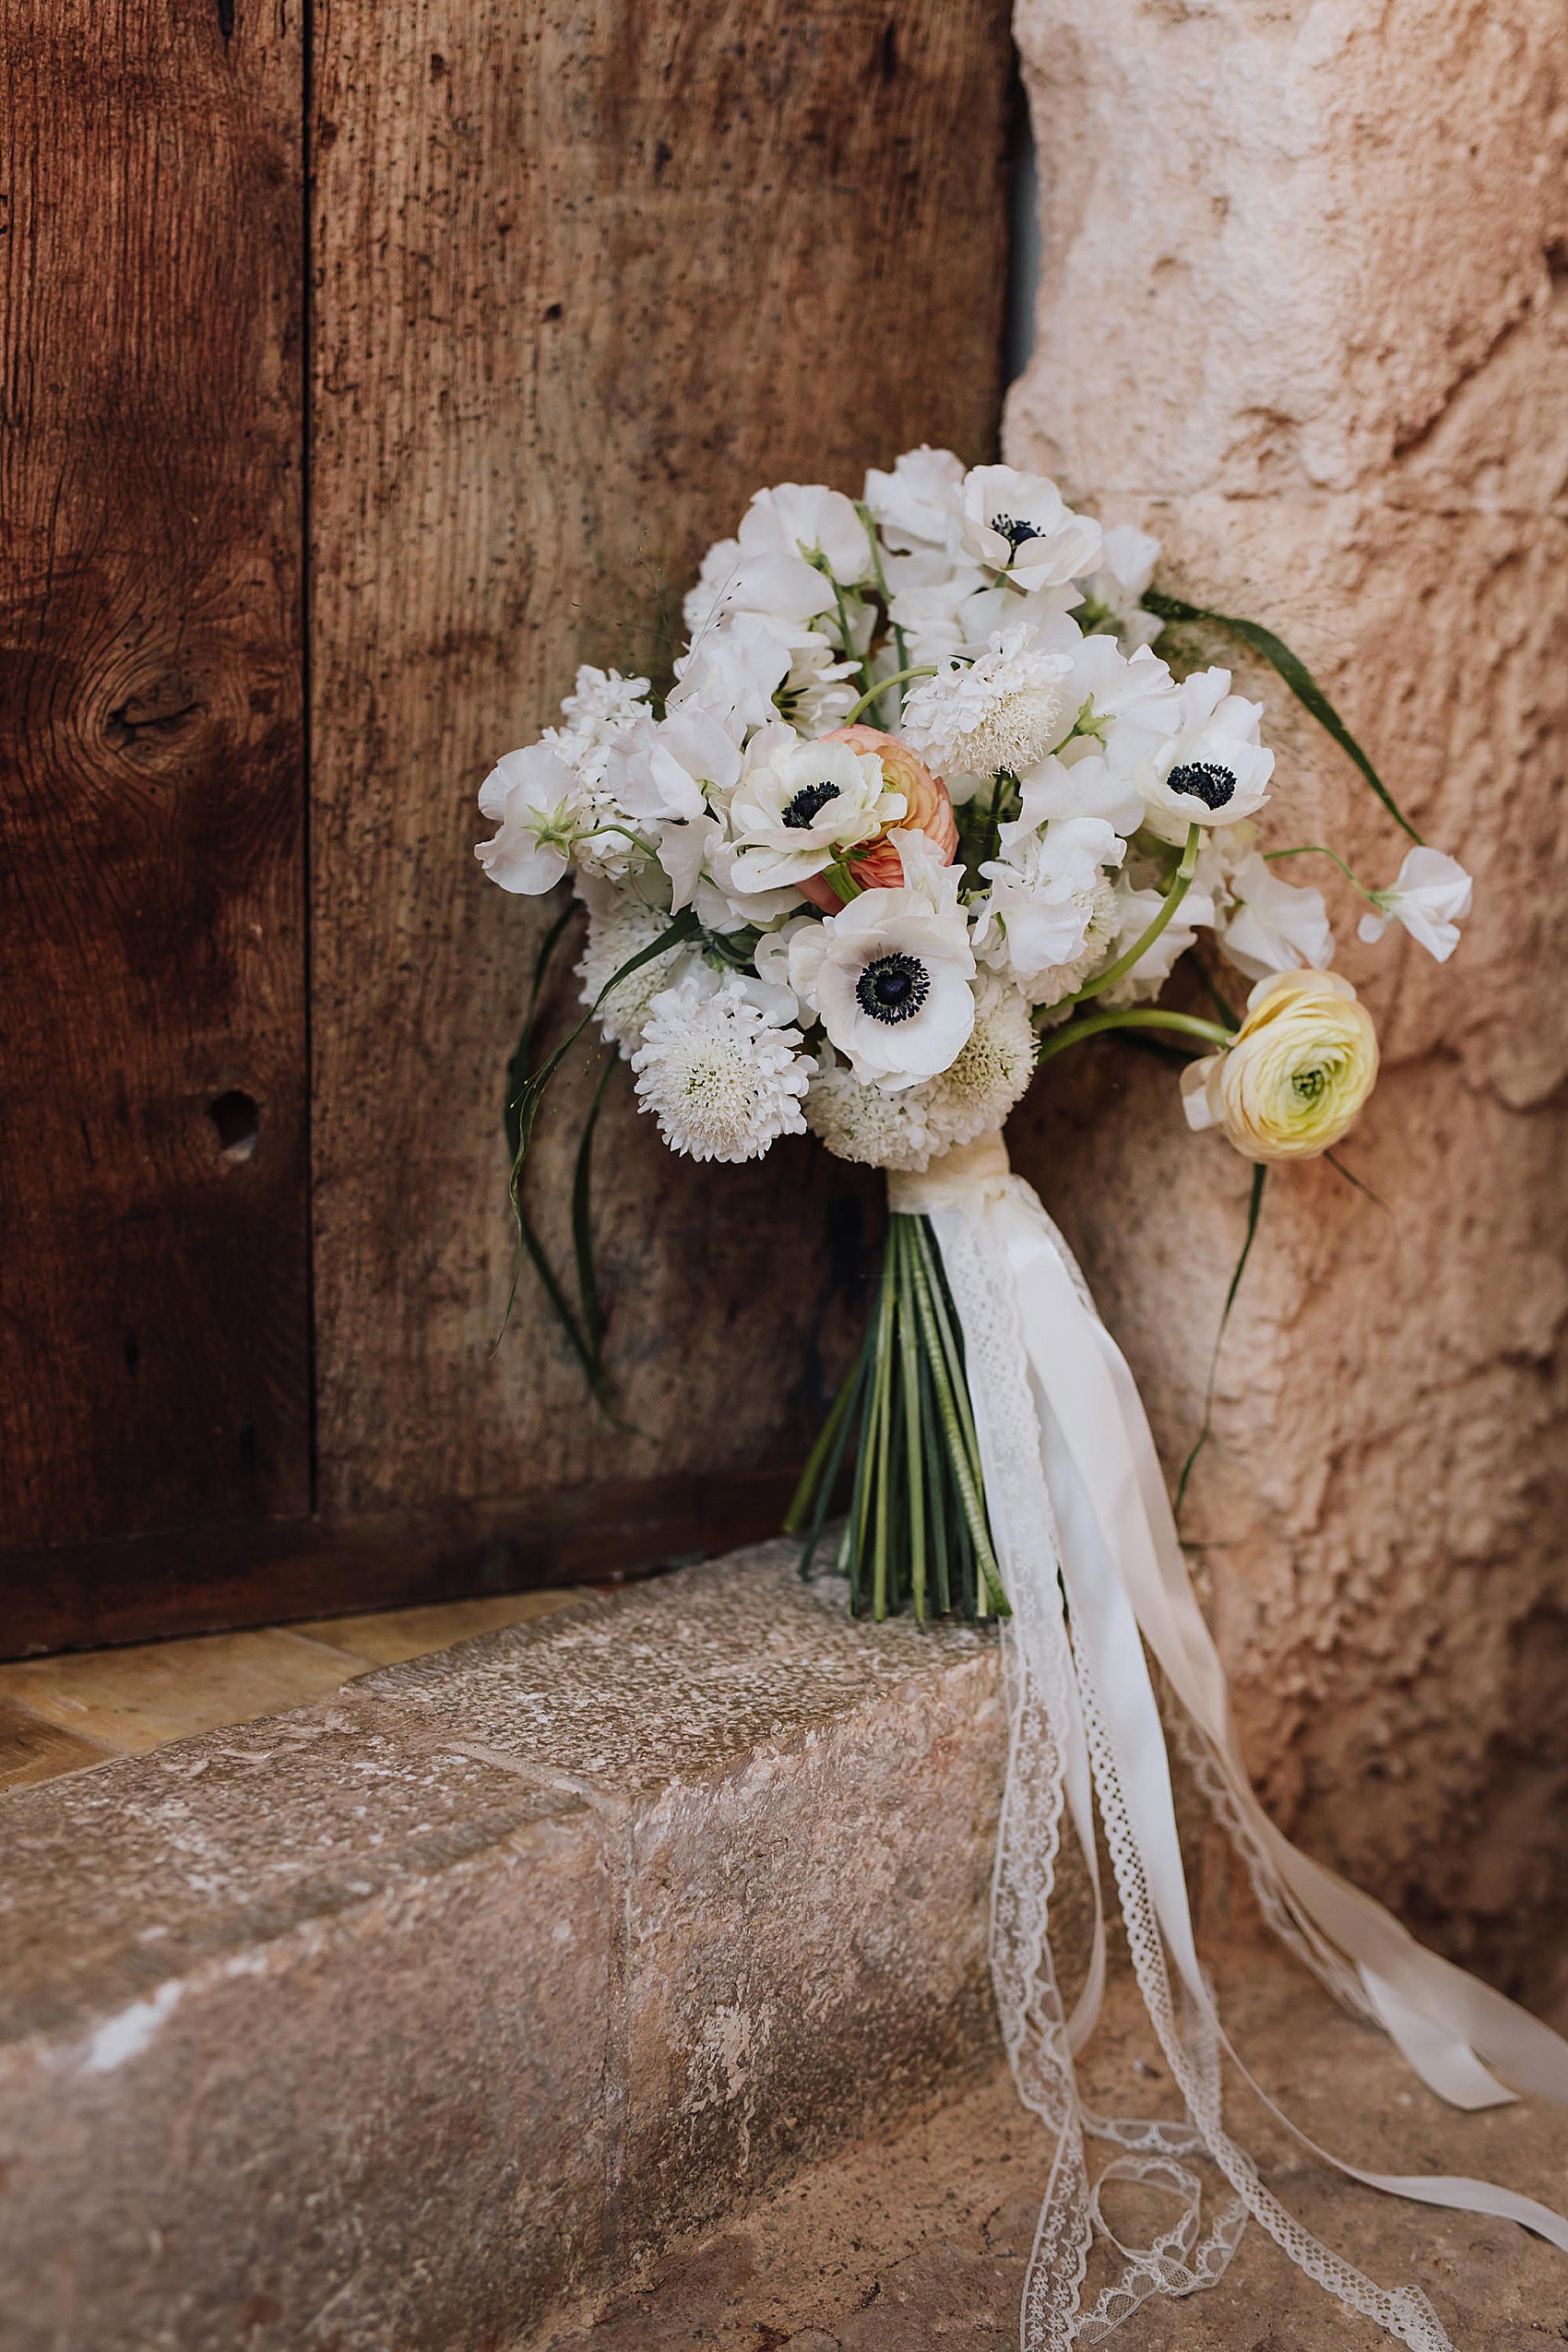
top-left (1008, 0), bottom-right (1568, 2002)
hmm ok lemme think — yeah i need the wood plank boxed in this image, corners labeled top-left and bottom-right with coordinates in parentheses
top-left (0, 1), bottom-right (309, 1548)
top-left (0, 1466), bottom-right (797, 1657)
top-left (309, 0), bottom-right (1015, 1518)
top-left (0, 1698), bottom-right (113, 1792)
top-left (0, 1627), bottom-right (365, 1755)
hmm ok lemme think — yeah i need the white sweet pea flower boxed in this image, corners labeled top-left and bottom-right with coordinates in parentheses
top-left (1016, 750), bottom-right (1146, 835)
top-left (719, 723), bottom-right (905, 896)
top-left (655, 807), bottom-right (802, 934)
top-left (1219, 851), bottom-right (1333, 981)
top-left (611, 706), bottom-right (742, 827)
top-left (630, 973), bottom-right (811, 1164)
top-left (788, 848), bottom-right (977, 1090)
top-left (1357, 848), bottom-right (1473, 963)
top-left (973, 815), bottom-right (1125, 980)
top-left (1057, 631), bottom-right (1180, 753)
top-left (1077, 523), bottom-right (1164, 651)
top-left (901, 626), bottom-right (1076, 780)
top-left (959, 465), bottom-right (1103, 593)
top-left (668, 613), bottom-right (794, 732)
top-left (682, 539), bottom-right (744, 638)
top-left (885, 567), bottom-right (989, 667)
top-left (475, 742), bottom-right (586, 895)
top-left (739, 482), bottom-right (873, 587)
top-left (1117, 666), bottom-right (1274, 844)
top-left (1092, 865), bottom-right (1218, 1004)
top-left (863, 445), bottom-right (966, 555)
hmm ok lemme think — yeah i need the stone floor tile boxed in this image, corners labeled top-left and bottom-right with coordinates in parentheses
top-left (293, 1585), bottom-right (585, 1665)
top-left (0, 1626), bottom-right (369, 1755)
top-left (0, 1697), bottom-right (115, 1791)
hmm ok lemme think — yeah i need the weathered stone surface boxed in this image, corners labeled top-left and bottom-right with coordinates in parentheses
top-left (0, 1549), bottom-right (1026, 2347)
top-left (527, 1952), bottom-right (1568, 2349)
top-left (0, 1710), bottom-right (612, 2352)
top-left (1009, 0), bottom-right (1568, 2006)
top-left (355, 1545), bottom-right (1016, 2254)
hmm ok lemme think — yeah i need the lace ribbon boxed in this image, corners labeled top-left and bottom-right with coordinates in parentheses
top-left (888, 1133), bottom-right (1568, 2347)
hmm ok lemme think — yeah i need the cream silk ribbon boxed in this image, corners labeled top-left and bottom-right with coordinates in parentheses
top-left (888, 1132), bottom-right (1568, 2350)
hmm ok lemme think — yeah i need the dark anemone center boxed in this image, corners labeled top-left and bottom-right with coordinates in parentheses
top-left (781, 780), bottom-right (841, 830)
top-left (856, 951), bottom-right (931, 1026)
top-left (1166, 759), bottom-right (1237, 811)
top-left (990, 512), bottom-right (1043, 553)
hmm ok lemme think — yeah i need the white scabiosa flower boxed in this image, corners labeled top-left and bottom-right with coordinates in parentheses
top-left (1219, 851), bottom-right (1333, 982)
top-left (576, 887), bottom-right (699, 1057)
top-left (788, 849), bottom-right (977, 1091)
top-left (803, 1055), bottom-right (940, 1173)
top-left (959, 465), bottom-right (1103, 592)
top-left (922, 977), bottom-right (1039, 1150)
top-left (900, 626), bottom-right (1076, 781)
top-left (1116, 666), bottom-right (1274, 844)
top-left (630, 975), bottom-right (811, 1163)
top-left (1357, 847), bottom-right (1473, 963)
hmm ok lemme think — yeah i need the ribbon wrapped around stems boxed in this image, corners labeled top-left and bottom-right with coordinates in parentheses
top-left (887, 1132), bottom-right (1568, 2350)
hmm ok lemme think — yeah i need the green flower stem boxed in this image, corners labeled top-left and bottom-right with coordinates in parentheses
top-left (893, 1224), bottom-right (929, 1621)
top-left (905, 1219), bottom-right (1006, 1615)
top-left (856, 501), bottom-right (910, 713)
top-left (784, 1344), bottom-right (863, 1538)
top-left (868, 1236), bottom-right (897, 1620)
top-left (828, 577), bottom-right (874, 701)
top-left (1263, 843), bottom-right (1378, 902)
top-left (840, 664), bottom-right (938, 731)
top-left (1034, 1006), bottom-right (1233, 1068)
top-left (1053, 823), bottom-right (1202, 1016)
top-left (823, 856), bottom-right (863, 903)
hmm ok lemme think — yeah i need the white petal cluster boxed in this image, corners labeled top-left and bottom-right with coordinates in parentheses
top-left (901, 627), bottom-right (1076, 781)
top-left (630, 975), bottom-right (811, 1163)
top-left (478, 445), bottom-right (1468, 1179)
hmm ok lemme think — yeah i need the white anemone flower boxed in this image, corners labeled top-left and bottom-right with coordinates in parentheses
top-left (630, 974), bottom-right (811, 1164)
top-left (788, 846), bottom-right (976, 1091)
top-left (719, 724), bottom-right (905, 895)
top-left (475, 742), bottom-right (586, 895)
top-left (1119, 666), bottom-right (1274, 844)
top-left (862, 445), bottom-right (966, 555)
top-left (1357, 848), bottom-right (1473, 963)
top-left (739, 482), bottom-right (873, 586)
top-left (922, 975), bottom-right (1039, 1149)
top-left (959, 465), bottom-right (1103, 592)
top-left (1219, 852), bottom-right (1333, 981)
top-left (973, 815), bottom-right (1125, 980)
top-left (901, 626), bottom-right (1076, 781)
top-left (803, 1055), bottom-right (941, 1173)
top-left (656, 809), bottom-right (802, 935)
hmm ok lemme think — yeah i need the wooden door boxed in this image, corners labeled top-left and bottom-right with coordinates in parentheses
top-left (1, 0), bottom-right (1014, 1655)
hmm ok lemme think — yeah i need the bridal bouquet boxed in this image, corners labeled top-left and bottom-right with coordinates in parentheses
top-left (478, 448), bottom-right (1469, 1617)
top-left (474, 456), bottom-right (1568, 2352)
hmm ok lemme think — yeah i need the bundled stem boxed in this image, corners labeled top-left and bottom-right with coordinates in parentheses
top-left (786, 1213), bottom-right (1008, 1622)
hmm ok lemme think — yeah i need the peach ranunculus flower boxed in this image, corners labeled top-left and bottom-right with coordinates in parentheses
top-left (796, 725), bottom-right (958, 911)
top-left (1181, 970), bottom-right (1379, 1163)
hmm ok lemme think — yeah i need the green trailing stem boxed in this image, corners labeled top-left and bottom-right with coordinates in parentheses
top-left (1051, 824), bottom-right (1202, 1016)
top-left (839, 664), bottom-right (937, 731)
top-left (1034, 1005), bottom-right (1232, 1069)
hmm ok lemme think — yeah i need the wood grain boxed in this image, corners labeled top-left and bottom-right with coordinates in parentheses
top-left (0, 0), bottom-right (309, 1546)
top-left (310, 0), bottom-right (1015, 1516)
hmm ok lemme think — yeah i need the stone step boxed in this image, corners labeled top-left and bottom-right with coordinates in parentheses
top-left (525, 1959), bottom-right (1568, 2352)
top-left (0, 1543), bottom-right (1022, 2352)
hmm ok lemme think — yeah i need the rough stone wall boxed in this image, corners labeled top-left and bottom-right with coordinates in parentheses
top-left (1007, 0), bottom-right (1568, 2002)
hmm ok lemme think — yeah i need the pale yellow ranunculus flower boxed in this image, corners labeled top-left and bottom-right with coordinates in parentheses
top-left (1181, 970), bottom-right (1379, 1162)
